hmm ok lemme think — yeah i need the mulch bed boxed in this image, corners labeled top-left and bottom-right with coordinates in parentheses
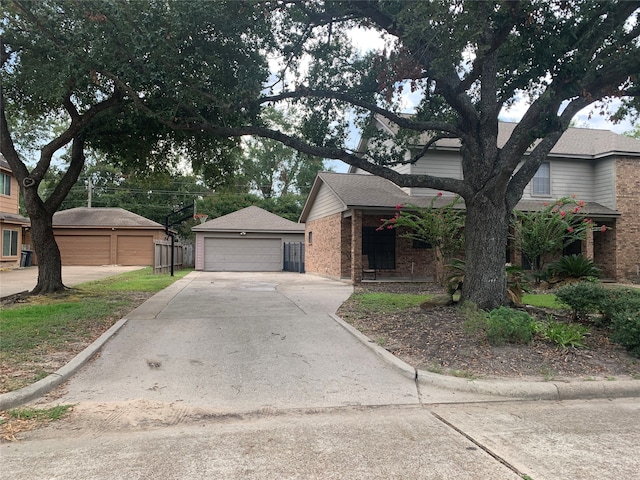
top-left (337, 283), bottom-right (640, 381)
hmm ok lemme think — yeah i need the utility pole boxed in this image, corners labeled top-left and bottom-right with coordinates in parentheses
top-left (87, 177), bottom-right (92, 208)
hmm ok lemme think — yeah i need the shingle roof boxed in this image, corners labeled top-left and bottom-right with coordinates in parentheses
top-left (192, 206), bottom-right (304, 233)
top-left (53, 207), bottom-right (164, 228)
top-left (315, 172), bottom-right (410, 208)
top-left (0, 212), bottom-right (30, 224)
top-left (0, 154), bottom-right (10, 171)
top-left (301, 172), bottom-right (619, 220)
top-left (376, 117), bottom-right (640, 158)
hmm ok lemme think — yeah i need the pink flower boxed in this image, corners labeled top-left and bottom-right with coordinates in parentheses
top-left (578, 200), bottom-right (585, 207)
top-left (567, 226), bottom-right (574, 233)
top-left (389, 217), bottom-right (396, 223)
top-left (436, 192), bottom-right (443, 197)
top-left (573, 207), bottom-right (580, 214)
top-left (543, 202), bottom-right (548, 207)
top-left (584, 218), bottom-right (592, 224)
top-left (552, 207), bottom-right (559, 213)
top-left (395, 204), bottom-right (404, 210)
top-left (387, 225), bottom-right (394, 230)
top-left (376, 226), bottom-right (384, 231)
top-left (560, 211), bottom-right (566, 218)
top-left (600, 225), bottom-right (607, 232)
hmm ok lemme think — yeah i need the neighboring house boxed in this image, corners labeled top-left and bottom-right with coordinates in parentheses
top-left (193, 206), bottom-right (304, 272)
top-left (0, 155), bottom-right (30, 268)
top-left (300, 121), bottom-right (640, 284)
top-left (51, 207), bottom-right (167, 266)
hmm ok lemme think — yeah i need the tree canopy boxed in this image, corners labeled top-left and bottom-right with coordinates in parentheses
top-left (2, 0), bottom-right (638, 306)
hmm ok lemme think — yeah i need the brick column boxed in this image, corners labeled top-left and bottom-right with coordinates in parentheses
top-left (351, 209), bottom-right (362, 284)
top-left (582, 228), bottom-right (594, 259)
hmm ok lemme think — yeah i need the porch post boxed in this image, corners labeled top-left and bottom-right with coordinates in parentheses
top-left (351, 209), bottom-right (363, 284)
top-left (582, 227), bottom-right (594, 260)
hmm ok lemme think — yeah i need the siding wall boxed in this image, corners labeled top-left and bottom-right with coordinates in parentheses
top-left (305, 183), bottom-right (345, 222)
top-left (0, 170), bottom-right (19, 214)
top-left (593, 158), bottom-right (616, 209)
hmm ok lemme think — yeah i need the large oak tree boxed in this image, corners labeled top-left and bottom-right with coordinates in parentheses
top-left (1, 0), bottom-right (272, 293)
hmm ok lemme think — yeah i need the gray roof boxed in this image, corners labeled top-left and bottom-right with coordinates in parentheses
top-left (0, 212), bottom-right (30, 225)
top-left (192, 206), bottom-right (304, 233)
top-left (376, 117), bottom-right (640, 159)
top-left (301, 172), bottom-right (619, 221)
top-left (0, 154), bottom-right (10, 171)
top-left (53, 207), bottom-right (164, 228)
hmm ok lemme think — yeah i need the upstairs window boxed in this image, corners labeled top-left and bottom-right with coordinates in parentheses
top-left (0, 172), bottom-right (11, 196)
top-left (532, 162), bottom-right (551, 196)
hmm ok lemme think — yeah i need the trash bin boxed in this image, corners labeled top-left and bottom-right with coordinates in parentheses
top-left (20, 250), bottom-right (33, 267)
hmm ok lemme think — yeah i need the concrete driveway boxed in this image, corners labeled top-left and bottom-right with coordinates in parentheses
top-left (0, 265), bottom-right (145, 297)
top-left (47, 271), bottom-right (423, 412)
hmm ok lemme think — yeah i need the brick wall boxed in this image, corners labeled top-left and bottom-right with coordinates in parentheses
top-left (305, 213), bottom-right (344, 280)
top-left (614, 158), bottom-right (640, 282)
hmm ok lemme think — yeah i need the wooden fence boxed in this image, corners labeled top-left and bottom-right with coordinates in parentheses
top-left (154, 240), bottom-right (191, 274)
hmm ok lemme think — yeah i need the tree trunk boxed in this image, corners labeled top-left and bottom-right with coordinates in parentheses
top-left (461, 194), bottom-right (509, 310)
top-left (27, 203), bottom-right (66, 295)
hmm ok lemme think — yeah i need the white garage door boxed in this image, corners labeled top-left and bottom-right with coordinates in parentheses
top-left (204, 237), bottom-right (282, 271)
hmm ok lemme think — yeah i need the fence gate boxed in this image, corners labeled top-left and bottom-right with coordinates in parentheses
top-left (283, 242), bottom-right (305, 273)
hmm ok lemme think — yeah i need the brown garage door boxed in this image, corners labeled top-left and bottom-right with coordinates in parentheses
top-left (117, 235), bottom-right (153, 265)
top-left (57, 235), bottom-right (111, 266)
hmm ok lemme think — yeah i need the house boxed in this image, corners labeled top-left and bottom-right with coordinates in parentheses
top-left (0, 155), bottom-right (30, 268)
top-left (193, 206), bottom-right (304, 271)
top-left (300, 121), bottom-right (640, 284)
top-left (51, 207), bottom-right (168, 266)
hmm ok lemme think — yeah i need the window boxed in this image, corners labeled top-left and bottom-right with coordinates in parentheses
top-left (532, 162), bottom-right (551, 196)
top-left (362, 227), bottom-right (395, 269)
top-left (0, 172), bottom-right (11, 196)
top-left (412, 239), bottom-right (432, 249)
top-left (2, 229), bottom-right (18, 257)
top-left (308, 231), bottom-right (313, 245)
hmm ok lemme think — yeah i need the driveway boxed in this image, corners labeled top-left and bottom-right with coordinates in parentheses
top-left (49, 272), bottom-right (422, 412)
top-left (0, 265), bottom-right (145, 297)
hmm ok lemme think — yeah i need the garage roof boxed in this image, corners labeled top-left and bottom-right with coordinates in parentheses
top-left (193, 206), bottom-right (304, 233)
top-left (53, 207), bottom-right (164, 228)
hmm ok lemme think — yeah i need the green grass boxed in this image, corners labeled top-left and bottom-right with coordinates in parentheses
top-left (352, 292), bottom-right (433, 313)
top-left (5, 405), bottom-right (73, 422)
top-left (0, 268), bottom-right (192, 393)
top-left (522, 293), bottom-right (566, 309)
top-left (81, 266), bottom-right (191, 292)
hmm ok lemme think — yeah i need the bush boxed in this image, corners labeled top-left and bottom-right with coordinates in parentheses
top-left (547, 254), bottom-right (602, 280)
top-left (485, 306), bottom-right (534, 346)
top-left (600, 287), bottom-right (640, 324)
top-left (611, 310), bottom-right (640, 357)
top-left (554, 282), bottom-right (609, 321)
top-left (540, 319), bottom-right (590, 348)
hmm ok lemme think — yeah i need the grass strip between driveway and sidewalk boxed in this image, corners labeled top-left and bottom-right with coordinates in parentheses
top-left (0, 267), bottom-right (192, 394)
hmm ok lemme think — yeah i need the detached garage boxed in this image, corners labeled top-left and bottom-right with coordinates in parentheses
top-left (193, 206), bottom-right (304, 272)
top-left (52, 207), bottom-right (167, 266)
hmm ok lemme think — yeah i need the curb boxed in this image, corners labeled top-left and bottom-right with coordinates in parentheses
top-left (329, 313), bottom-right (640, 401)
top-left (0, 318), bottom-right (129, 411)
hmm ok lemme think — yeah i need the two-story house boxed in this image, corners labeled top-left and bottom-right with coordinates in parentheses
top-left (0, 154), bottom-right (30, 268)
top-left (300, 120), bottom-right (640, 284)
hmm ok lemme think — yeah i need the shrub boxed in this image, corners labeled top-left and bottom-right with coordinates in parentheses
top-left (541, 319), bottom-right (590, 348)
top-left (600, 287), bottom-right (640, 324)
top-left (611, 310), bottom-right (640, 357)
top-left (485, 306), bottom-right (534, 346)
top-left (547, 254), bottom-right (602, 280)
top-left (554, 282), bottom-right (609, 321)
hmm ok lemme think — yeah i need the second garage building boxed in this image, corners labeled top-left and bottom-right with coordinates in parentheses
top-left (193, 206), bottom-right (305, 272)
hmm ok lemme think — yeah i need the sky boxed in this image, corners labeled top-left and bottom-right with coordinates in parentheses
top-left (325, 27), bottom-right (637, 174)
